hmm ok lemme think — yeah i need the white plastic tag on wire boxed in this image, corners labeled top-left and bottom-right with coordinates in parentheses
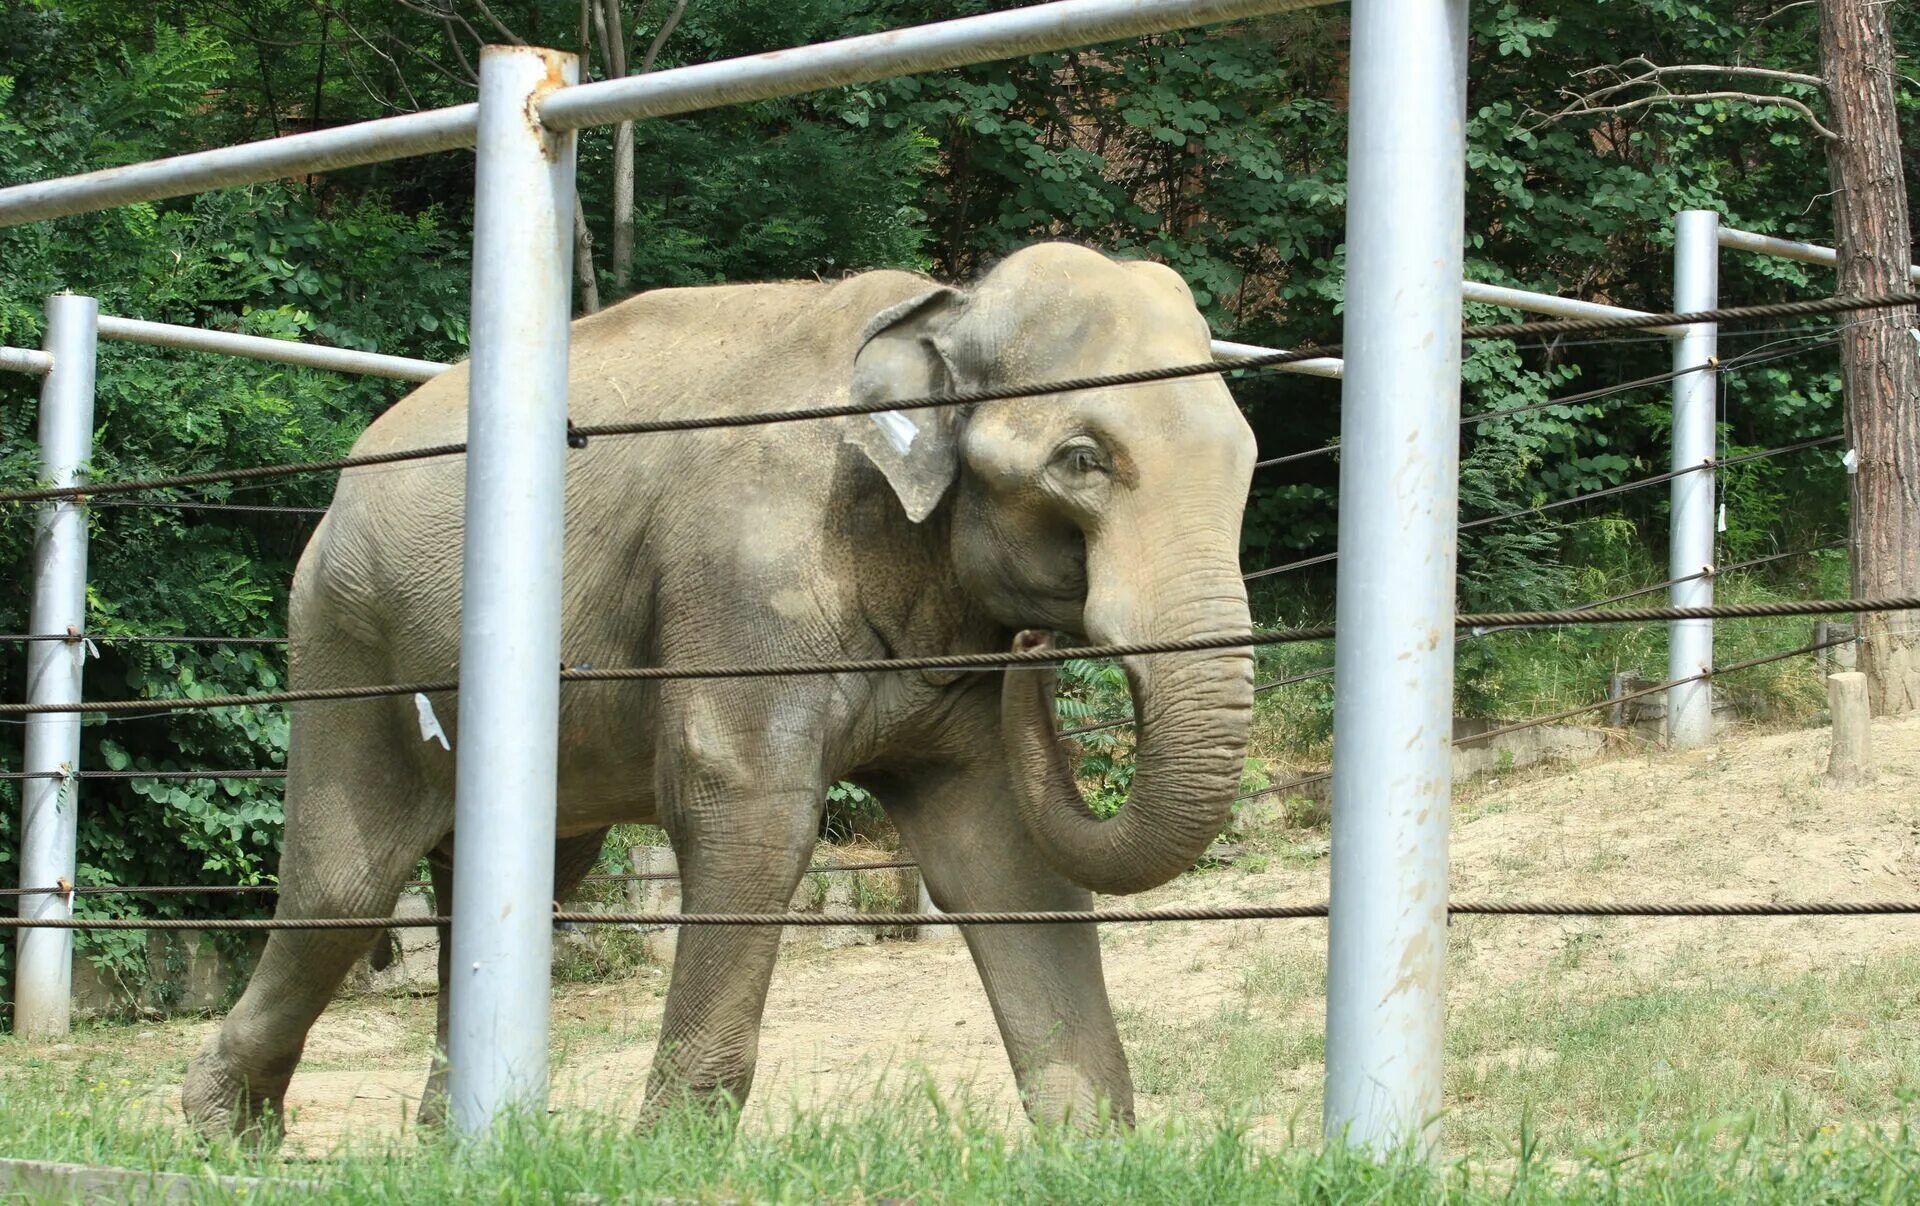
top-left (414, 692), bottom-right (451, 750)
top-left (1844, 448), bottom-right (1859, 475)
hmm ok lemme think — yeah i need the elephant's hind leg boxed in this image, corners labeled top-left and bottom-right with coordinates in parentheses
top-left (183, 696), bottom-right (452, 1142)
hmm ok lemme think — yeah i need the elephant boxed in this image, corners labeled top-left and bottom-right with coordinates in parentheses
top-left (181, 241), bottom-right (1256, 1139)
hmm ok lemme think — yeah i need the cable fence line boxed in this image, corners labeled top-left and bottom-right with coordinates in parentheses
top-left (10, 897), bottom-right (1920, 932)
top-left (1, 293), bottom-right (1911, 510)
top-left (0, 633), bottom-right (286, 647)
top-left (0, 859), bottom-right (923, 901)
top-left (1458, 434), bottom-right (1842, 531)
top-left (0, 768), bottom-right (286, 782)
top-left (3, 597), bottom-right (1909, 718)
top-left (1066, 540), bottom-right (1849, 739)
top-left (91, 499), bottom-right (328, 517)
top-left (0, 637), bottom-right (1869, 925)
top-left (1232, 631), bottom-right (1857, 806)
top-left (0, 619), bottom-right (1853, 909)
top-left (1246, 435), bottom-right (1843, 582)
top-left (15, 539), bottom-right (1841, 765)
top-left (1252, 334), bottom-right (1840, 473)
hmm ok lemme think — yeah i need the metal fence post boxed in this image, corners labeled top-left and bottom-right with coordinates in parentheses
top-left (447, 44), bottom-right (578, 1134)
top-left (1668, 210), bottom-right (1720, 747)
top-left (1323, 0), bottom-right (1467, 1157)
top-left (15, 293), bottom-right (99, 1039)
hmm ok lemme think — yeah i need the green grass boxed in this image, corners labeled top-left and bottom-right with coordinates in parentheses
top-left (1109, 933), bottom-right (1920, 1162)
top-left (1, 1084), bottom-right (1917, 1203)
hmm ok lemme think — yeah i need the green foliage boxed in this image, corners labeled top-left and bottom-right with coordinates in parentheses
top-left (1056, 659), bottom-right (1134, 818)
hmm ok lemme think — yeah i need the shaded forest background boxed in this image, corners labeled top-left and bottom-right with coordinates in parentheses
top-left (0, 1), bottom-right (1911, 974)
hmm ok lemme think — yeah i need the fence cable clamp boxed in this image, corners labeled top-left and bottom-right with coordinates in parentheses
top-left (566, 421), bottom-right (589, 450)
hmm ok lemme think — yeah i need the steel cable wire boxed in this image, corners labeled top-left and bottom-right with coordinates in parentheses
top-left (1233, 632), bottom-right (1856, 806)
top-left (0, 293), bottom-right (1910, 508)
top-left (0, 859), bottom-right (923, 900)
top-left (1253, 329), bottom-right (1843, 474)
top-left (0, 641), bottom-right (1868, 923)
top-left (1061, 541), bottom-right (1848, 739)
top-left (4, 596), bottom-right (1911, 718)
top-left (10, 895), bottom-right (1920, 931)
top-left (1244, 435), bottom-right (1842, 581)
top-left (0, 633), bottom-right (286, 646)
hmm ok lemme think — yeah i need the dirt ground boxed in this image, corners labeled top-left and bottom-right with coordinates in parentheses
top-left (42, 714), bottom-right (1920, 1154)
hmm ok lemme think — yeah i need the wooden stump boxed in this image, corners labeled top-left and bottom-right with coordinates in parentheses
top-left (1826, 672), bottom-right (1873, 787)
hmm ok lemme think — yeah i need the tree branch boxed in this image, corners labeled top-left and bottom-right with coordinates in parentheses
top-left (1574, 59), bottom-right (1826, 90)
top-left (1566, 89), bottom-right (1839, 140)
top-left (1530, 56), bottom-right (1836, 140)
top-left (641, 0), bottom-right (689, 74)
top-left (468, 0), bottom-right (526, 45)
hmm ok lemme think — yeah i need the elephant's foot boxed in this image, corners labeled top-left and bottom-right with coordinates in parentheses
top-left (1022, 1059), bottom-right (1134, 1132)
top-left (637, 1060), bottom-right (749, 1130)
top-left (414, 1059), bottom-right (449, 1133)
top-left (182, 1040), bottom-right (285, 1146)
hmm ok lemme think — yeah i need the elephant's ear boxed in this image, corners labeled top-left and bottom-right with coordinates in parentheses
top-left (844, 287), bottom-right (966, 524)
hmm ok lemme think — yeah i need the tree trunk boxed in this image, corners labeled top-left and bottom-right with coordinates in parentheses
top-left (574, 195), bottom-right (601, 314)
top-left (1821, 0), bottom-right (1920, 714)
top-left (573, 0), bottom-right (601, 314)
top-left (598, 0), bottom-right (636, 295)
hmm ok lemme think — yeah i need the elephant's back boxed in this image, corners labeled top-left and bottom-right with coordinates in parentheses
top-left (348, 269), bottom-right (932, 454)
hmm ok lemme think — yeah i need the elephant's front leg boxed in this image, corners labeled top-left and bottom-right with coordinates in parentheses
top-left (642, 693), bottom-right (829, 1118)
top-left (883, 759), bottom-right (1135, 1128)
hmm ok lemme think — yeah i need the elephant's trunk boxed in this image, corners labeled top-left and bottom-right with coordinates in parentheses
top-left (1002, 540), bottom-right (1254, 896)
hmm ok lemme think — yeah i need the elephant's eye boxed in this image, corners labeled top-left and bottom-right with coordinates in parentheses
top-left (1054, 441), bottom-right (1107, 478)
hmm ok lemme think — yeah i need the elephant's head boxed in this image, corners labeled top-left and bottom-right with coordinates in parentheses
top-left (845, 243), bottom-right (1256, 896)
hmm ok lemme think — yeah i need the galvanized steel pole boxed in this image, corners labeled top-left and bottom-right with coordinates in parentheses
top-left (1323, 0), bottom-right (1467, 1157)
top-left (1668, 211), bottom-right (1720, 748)
top-left (446, 46), bottom-right (578, 1133)
top-left (15, 294), bottom-right (99, 1039)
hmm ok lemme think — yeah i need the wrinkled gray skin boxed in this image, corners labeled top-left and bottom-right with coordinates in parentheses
top-left (182, 242), bottom-right (1255, 1139)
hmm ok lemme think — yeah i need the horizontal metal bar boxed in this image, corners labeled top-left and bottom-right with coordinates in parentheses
top-left (96, 316), bottom-right (448, 382)
top-left (0, 347), bottom-right (54, 376)
top-left (1462, 280), bottom-right (1686, 337)
top-left (0, 106), bottom-right (477, 229)
top-left (0, 0), bottom-right (1336, 228)
top-left (1719, 226), bottom-right (1920, 284)
top-left (539, 0), bottom-right (1340, 130)
top-left (1212, 338), bottom-right (1343, 379)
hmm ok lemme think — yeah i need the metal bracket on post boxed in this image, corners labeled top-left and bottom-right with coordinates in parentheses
top-left (1323, 0), bottom-right (1466, 1159)
top-left (1668, 211), bottom-right (1720, 748)
top-left (15, 293), bottom-right (99, 1040)
top-left (447, 45), bottom-right (579, 1135)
